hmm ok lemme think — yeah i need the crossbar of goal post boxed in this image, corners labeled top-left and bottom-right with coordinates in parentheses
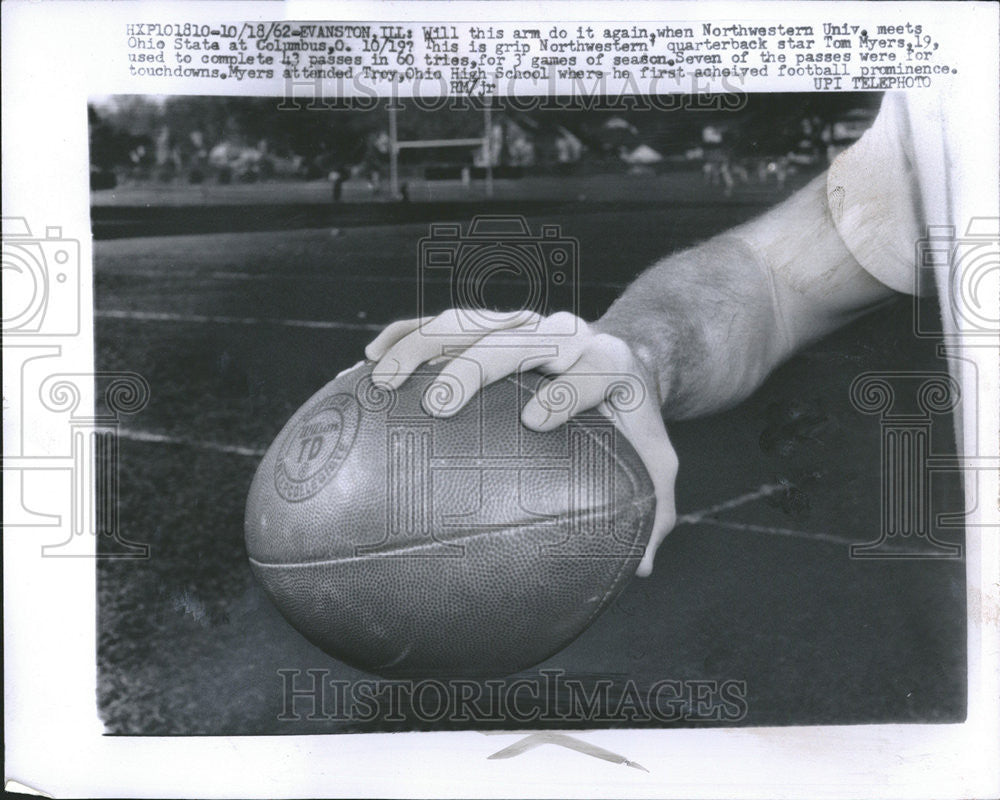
top-left (387, 104), bottom-right (494, 199)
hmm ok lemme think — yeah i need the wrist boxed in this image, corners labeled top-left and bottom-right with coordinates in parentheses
top-left (593, 235), bottom-right (779, 419)
top-left (590, 319), bottom-right (668, 411)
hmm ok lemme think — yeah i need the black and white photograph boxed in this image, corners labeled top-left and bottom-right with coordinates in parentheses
top-left (3, 2), bottom-right (998, 797)
top-left (89, 90), bottom-right (968, 735)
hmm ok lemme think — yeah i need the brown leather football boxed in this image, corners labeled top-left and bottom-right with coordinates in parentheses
top-left (245, 361), bottom-right (655, 677)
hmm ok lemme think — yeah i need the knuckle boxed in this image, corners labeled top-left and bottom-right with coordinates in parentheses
top-left (489, 308), bottom-right (532, 329)
top-left (548, 346), bottom-right (581, 372)
top-left (446, 355), bottom-right (485, 383)
top-left (518, 310), bottom-right (543, 327)
top-left (543, 310), bottom-right (582, 330)
top-left (548, 358), bottom-right (574, 375)
top-left (429, 310), bottom-right (456, 330)
top-left (426, 309), bottom-right (466, 334)
top-left (590, 332), bottom-right (631, 362)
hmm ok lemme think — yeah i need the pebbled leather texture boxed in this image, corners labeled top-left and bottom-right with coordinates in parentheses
top-left (245, 362), bottom-right (655, 677)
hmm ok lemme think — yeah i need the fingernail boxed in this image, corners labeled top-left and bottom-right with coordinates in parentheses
top-left (521, 403), bottom-right (550, 430)
top-left (422, 377), bottom-right (463, 417)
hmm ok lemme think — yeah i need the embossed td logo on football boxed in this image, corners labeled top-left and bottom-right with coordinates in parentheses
top-left (274, 393), bottom-right (360, 502)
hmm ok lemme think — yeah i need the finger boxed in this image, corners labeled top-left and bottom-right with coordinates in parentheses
top-left (603, 398), bottom-right (677, 577)
top-left (521, 370), bottom-right (677, 574)
top-left (424, 330), bottom-right (587, 418)
top-left (424, 347), bottom-right (547, 418)
top-left (364, 317), bottom-right (431, 361)
top-left (636, 493), bottom-right (677, 577)
top-left (372, 310), bottom-right (542, 389)
top-left (370, 311), bottom-right (483, 388)
top-left (520, 370), bottom-right (610, 431)
top-left (518, 333), bottom-right (620, 429)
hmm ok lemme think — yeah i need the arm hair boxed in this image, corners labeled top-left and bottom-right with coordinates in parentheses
top-left (594, 172), bottom-right (895, 419)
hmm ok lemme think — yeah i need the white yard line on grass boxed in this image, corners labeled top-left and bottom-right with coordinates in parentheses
top-left (676, 482), bottom-right (852, 545)
top-left (117, 428), bottom-right (266, 458)
top-left (688, 518), bottom-right (860, 548)
top-left (675, 483), bottom-right (786, 525)
top-left (99, 269), bottom-right (629, 290)
top-left (112, 434), bottom-right (838, 545)
top-left (97, 309), bottom-right (386, 331)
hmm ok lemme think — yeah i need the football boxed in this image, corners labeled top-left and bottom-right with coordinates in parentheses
top-left (245, 361), bottom-right (655, 677)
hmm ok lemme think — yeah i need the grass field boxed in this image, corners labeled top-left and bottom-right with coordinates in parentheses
top-left (90, 170), bottom-right (803, 208)
top-left (94, 171), bottom-right (966, 734)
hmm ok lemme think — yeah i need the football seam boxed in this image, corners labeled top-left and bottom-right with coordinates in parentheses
top-left (557, 405), bottom-right (653, 629)
top-left (505, 370), bottom-right (654, 628)
top-left (248, 494), bottom-right (655, 568)
top-left (498, 370), bottom-right (655, 504)
top-left (249, 367), bottom-right (656, 583)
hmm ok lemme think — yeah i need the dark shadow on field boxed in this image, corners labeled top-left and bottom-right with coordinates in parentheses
top-left (90, 169), bottom-right (820, 240)
top-left (92, 198), bottom-right (782, 240)
top-left (94, 201), bottom-right (965, 735)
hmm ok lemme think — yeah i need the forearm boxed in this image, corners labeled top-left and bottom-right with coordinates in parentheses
top-left (595, 234), bottom-right (786, 419)
top-left (595, 173), bottom-right (894, 419)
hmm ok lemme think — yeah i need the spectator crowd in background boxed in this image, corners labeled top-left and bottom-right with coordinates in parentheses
top-left (89, 94), bottom-right (880, 195)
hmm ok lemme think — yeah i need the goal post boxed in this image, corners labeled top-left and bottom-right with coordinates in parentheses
top-left (387, 104), bottom-right (495, 199)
